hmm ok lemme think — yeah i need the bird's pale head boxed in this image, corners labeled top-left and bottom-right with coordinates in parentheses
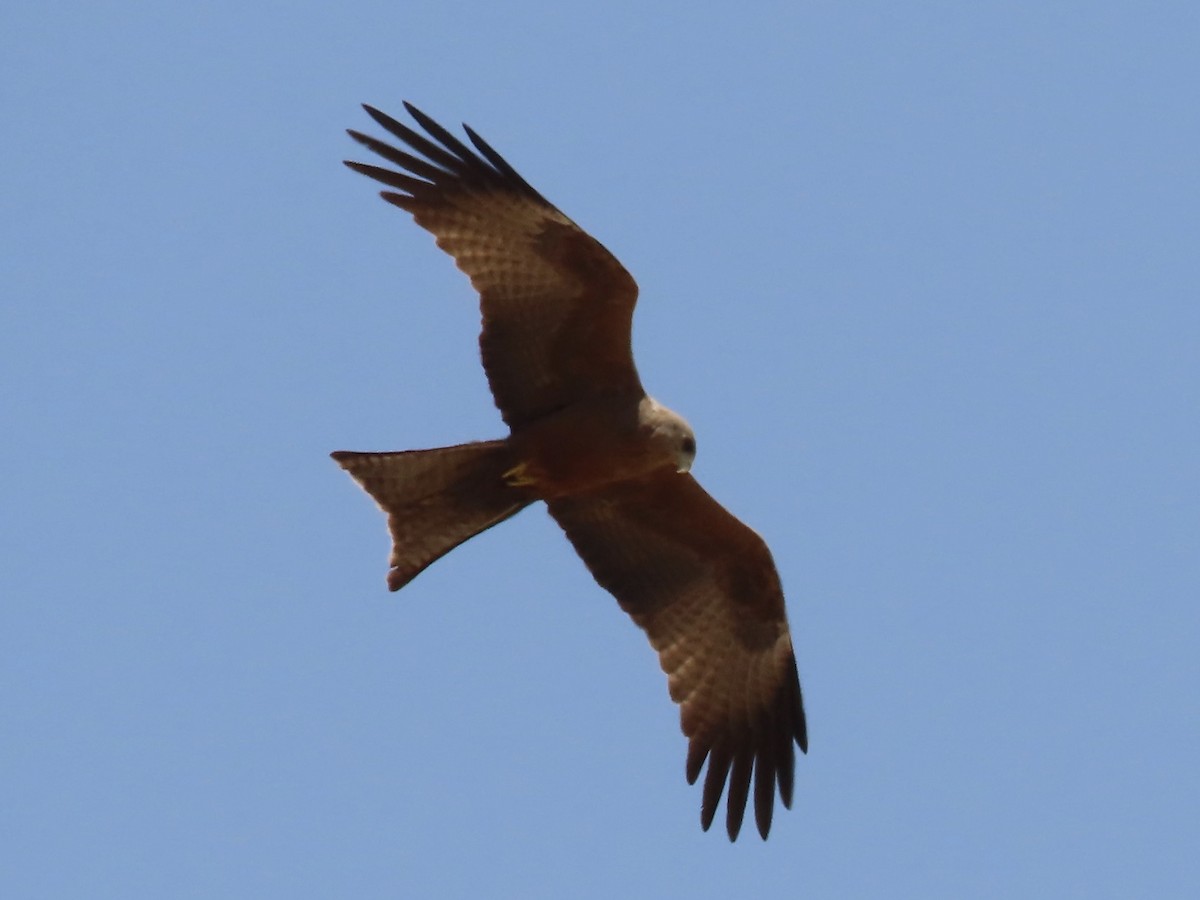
top-left (640, 397), bottom-right (696, 474)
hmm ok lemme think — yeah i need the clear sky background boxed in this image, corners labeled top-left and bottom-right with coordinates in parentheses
top-left (3, 2), bottom-right (1197, 897)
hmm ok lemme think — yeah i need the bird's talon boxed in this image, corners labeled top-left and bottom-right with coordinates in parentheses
top-left (503, 463), bottom-right (535, 487)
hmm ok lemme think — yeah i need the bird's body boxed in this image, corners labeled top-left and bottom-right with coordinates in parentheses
top-left (507, 394), bottom-right (695, 497)
top-left (332, 103), bottom-right (806, 840)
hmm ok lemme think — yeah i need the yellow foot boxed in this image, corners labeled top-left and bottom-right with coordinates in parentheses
top-left (503, 462), bottom-right (537, 487)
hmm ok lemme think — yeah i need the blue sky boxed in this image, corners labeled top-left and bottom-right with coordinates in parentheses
top-left (3, 1), bottom-right (1198, 897)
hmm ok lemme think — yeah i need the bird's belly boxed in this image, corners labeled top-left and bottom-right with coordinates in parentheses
top-left (509, 401), bottom-right (666, 499)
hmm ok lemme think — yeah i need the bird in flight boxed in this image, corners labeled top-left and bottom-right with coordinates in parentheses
top-left (332, 103), bottom-right (807, 840)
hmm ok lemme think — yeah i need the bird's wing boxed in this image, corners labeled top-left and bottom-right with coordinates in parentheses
top-left (346, 103), bottom-right (642, 428)
top-left (546, 472), bottom-right (807, 840)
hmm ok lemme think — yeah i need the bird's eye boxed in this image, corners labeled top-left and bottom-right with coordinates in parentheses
top-left (681, 436), bottom-right (696, 456)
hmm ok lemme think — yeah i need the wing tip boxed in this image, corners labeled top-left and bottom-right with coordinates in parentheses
top-left (686, 665), bottom-right (807, 839)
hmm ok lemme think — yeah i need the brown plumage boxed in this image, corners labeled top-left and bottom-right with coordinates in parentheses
top-left (332, 102), bottom-right (807, 840)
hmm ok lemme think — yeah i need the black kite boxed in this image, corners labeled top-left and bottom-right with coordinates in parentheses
top-left (332, 103), bottom-right (807, 840)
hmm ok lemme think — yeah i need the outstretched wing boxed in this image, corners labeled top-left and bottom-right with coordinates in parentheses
top-left (547, 473), bottom-right (807, 841)
top-left (345, 103), bottom-right (642, 428)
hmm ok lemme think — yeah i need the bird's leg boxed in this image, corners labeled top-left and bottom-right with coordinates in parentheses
top-left (502, 462), bottom-right (537, 487)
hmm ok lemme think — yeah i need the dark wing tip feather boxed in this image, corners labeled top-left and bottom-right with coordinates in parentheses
top-left (685, 742), bottom-right (709, 786)
top-left (796, 700), bottom-right (809, 755)
top-left (361, 104), bottom-right (447, 164)
top-left (346, 101), bottom-right (550, 209)
top-left (699, 746), bottom-right (732, 833)
top-left (462, 123), bottom-right (548, 202)
top-left (754, 753), bottom-right (776, 839)
top-left (724, 751), bottom-right (754, 841)
top-left (688, 653), bottom-right (808, 840)
top-left (379, 192), bottom-right (418, 214)
top-left (401, 102), bottom-right (479, 165)
top-left (343, 160), bottom-right (429, 195)
top-left (776, 715), bottom-right (797, 809)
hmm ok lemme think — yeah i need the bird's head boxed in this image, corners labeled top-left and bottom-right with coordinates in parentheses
top-left (640, 397), bottom-right (696, 474)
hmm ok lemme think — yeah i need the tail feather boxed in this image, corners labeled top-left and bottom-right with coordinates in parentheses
top-left (332, 440), bottom-right (531, 591)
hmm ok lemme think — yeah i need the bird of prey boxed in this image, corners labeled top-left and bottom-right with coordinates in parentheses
top-left (331, 103), bottom-right (807, 840)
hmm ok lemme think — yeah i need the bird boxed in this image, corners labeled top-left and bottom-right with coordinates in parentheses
top-left (331, 102), bottom-right (807, 840)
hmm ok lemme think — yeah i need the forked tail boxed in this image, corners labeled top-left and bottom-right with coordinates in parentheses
top-left (331, 440), bottom-right (532, 591)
